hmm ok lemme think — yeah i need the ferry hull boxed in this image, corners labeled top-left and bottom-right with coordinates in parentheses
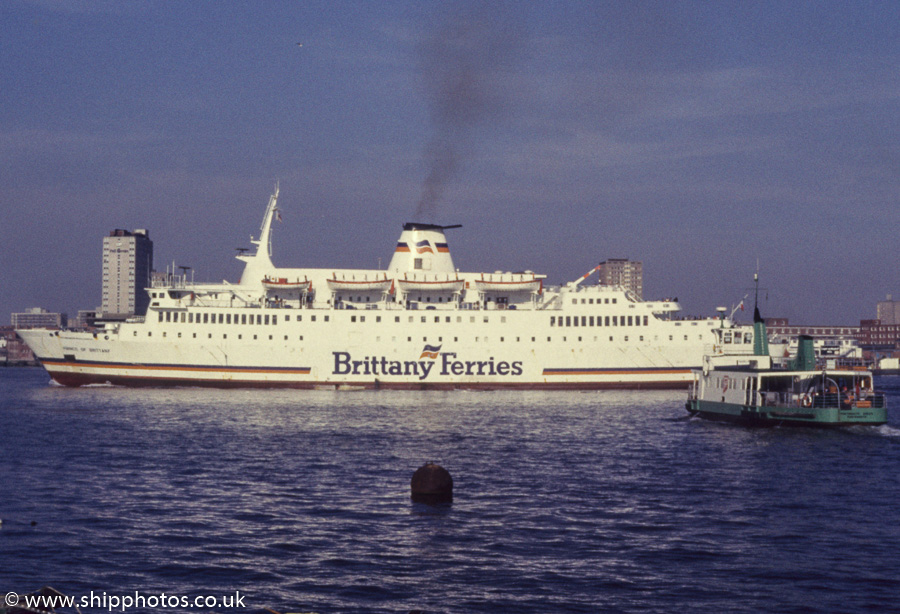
top-left (687, 399), bottom-right (887, 427)
top-left (41, 360), bottom-right (693, 390)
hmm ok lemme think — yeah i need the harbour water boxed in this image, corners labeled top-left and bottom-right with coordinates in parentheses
top-left (2, 367), bottom-right (899, 613)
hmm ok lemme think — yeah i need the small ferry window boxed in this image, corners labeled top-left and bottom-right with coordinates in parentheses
top-left (351, 316), bottom-right (356, 323)
top-left (643, 316), bottom-right (648, 326)
top-left (272, 316), bottom-right (277, 325)
top-left (226, 314), bottom-right (231, 324)
top-left (628, 316), bottom-right (633, 326)
top-left (414, 258), bottom-right (423, 269)
top-left (158, 312), bottom-right (163, 322)
top-left (612, 299), bottom-right (617, 304)
top-left (324, 316), bottom-right (329, 322)
top-left (285, 315), bottom-right (290, 322)
top-left (589, 316), bottom-right (594, 326)
top-left (724, 332), bottom-right (732, 343)
top-left (218, 314), bottom-right (224, 324)
top-left (241, 314), bottom-right (247, 325)
top-left (551, 316), bottom-right (556, 326)
top-left (265, 315), bottom-right (270, 325)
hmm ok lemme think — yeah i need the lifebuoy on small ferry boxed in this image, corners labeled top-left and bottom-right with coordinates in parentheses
top-left (801, 394), bottom-right (812, 408)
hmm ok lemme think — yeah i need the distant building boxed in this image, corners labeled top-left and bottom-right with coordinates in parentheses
top-left (857, 320), bottom-right (900, 349)
top-left (598, 258), bottom-right (643, 299)
top-left (764, 317), bottom-right (900, 352)
top-left (877, 295), bottom-right (900, 326)
top-left (764, 318), bottom-right (860, 339)
top-left (1, 326), bottom-right (36, 364)
top-left (101, 228), bottom-right (153, 318)
top-left (11, 307), bottom-right (67, 329)
top-left (72, 309), bottom-right (99, 329)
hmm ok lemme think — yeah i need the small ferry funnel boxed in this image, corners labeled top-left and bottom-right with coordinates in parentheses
top-left (788, 335), bottom-right (816, 371)
top-left (387, 223), bottom-right (460, 275)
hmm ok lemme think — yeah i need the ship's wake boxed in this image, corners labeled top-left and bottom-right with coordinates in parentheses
top-left (873, 424), bottom-right (900, 438)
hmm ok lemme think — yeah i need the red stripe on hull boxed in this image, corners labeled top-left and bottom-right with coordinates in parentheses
top-left (44, 367), bottom-right (690, 390)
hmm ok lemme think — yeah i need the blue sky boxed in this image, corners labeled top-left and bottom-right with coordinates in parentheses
top-left (2, 0), bottom-right (898, 325)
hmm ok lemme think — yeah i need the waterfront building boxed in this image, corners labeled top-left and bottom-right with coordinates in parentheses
top-left (101, 229), bottom-right (154, 318)
top-left (11, 307), bottom-right (67, 329)
top-left (856, 320), bottom-right (900, 349)
top-left (73, 309), bottom-right (99, 329)
top-left (1, 326), bottom-right (36, 364)
top-left (764, 318), bottom-right (860, 339)
top-left (598, 258), bottom-right (643, 299)
top-left (877, 295), bottom-right (900, 326)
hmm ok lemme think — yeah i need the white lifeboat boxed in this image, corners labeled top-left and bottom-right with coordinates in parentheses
top-left (396, 273), bottom-right (465, 293)
top-left (474, 273), bottom-right (543, 294)
top-left (327, 273), bottom-right (393, 293)
top-left (262, 276), bottom-right (312, 292)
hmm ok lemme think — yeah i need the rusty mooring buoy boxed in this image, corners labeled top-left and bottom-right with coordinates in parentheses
top-left (410, 462), bottom-right (453, 504)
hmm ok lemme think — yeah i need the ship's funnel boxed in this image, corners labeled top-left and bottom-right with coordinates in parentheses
top-left (387, 223), bottom-right (460, 275)
top-left (788, 335), bottom-right (816, 371)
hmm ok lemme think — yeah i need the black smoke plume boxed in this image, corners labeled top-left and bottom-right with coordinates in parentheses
top-left (415, 8), bottom-right (520, 219)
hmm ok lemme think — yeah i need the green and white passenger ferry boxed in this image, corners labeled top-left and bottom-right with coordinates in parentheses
top-left (687, 281), bottom-right (887, 427)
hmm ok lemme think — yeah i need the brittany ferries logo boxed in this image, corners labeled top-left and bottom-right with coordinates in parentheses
top-left (333, 345), bottom-right (523, 380)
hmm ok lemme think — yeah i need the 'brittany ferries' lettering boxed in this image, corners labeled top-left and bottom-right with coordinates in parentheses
top-left (332, 351), bottom-right (523, 380)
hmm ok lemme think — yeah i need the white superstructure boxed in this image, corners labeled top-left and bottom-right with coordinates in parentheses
top-left (18, 187), bottom-right (754, 389)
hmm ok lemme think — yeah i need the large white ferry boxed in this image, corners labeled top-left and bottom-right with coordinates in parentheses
top-left (19, 187), bottom-right (754, 389)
